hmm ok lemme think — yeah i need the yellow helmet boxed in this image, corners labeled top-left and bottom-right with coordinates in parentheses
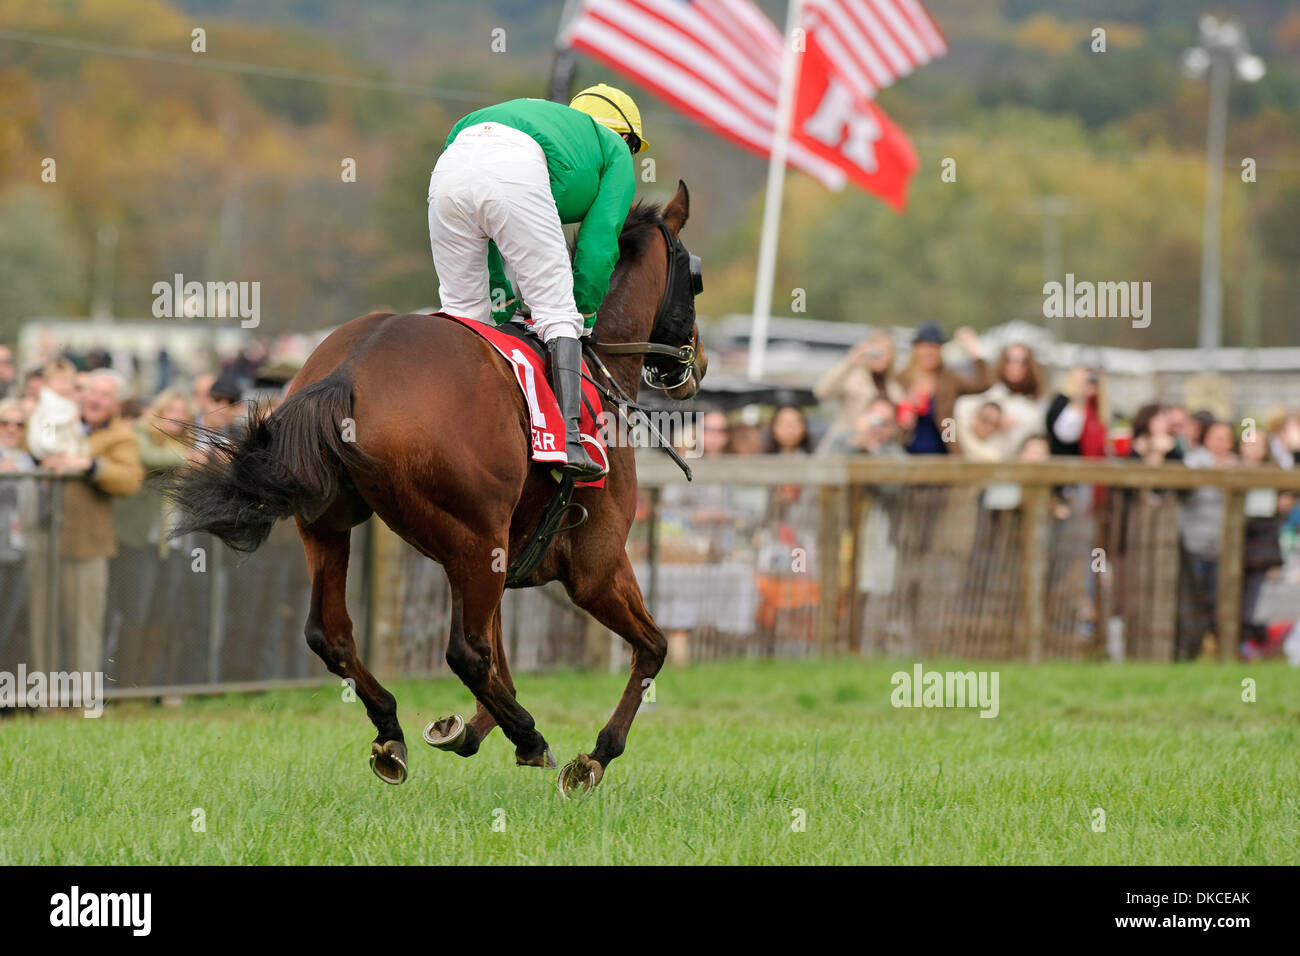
top-left (569, 83), bottom-right (648, 153)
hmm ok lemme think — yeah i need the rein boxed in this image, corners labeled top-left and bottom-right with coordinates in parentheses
top-left (582, 339), bottom-right (693, 482)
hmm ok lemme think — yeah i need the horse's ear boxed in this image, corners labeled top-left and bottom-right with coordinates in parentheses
top-left (663, 180), bottom-right (690, 236)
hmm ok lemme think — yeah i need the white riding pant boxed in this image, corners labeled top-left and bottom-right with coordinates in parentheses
top-left (427, 122), bottom-right (583, 343)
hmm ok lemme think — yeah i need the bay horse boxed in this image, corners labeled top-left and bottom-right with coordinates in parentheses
top-left (171, 181), bottom-right (706, 796)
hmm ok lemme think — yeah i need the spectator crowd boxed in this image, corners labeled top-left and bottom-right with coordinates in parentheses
top-left (0, 340), bottom-right (268, 686)
top-left (2, 320), bottom-right (1298, 681)
top-left (666, 323), bottom-right (1300, 662)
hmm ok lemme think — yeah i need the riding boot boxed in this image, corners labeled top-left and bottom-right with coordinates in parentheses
top-left (547, 336), bottom-right (606, 481)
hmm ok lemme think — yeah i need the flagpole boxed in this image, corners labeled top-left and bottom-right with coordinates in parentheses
top-left (549, 0), bottom-right (582, 101)
top-left (747, 0), bottom-right (805, 381)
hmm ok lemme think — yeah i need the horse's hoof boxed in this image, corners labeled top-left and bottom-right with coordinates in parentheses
top-left (423, 714), bottom-right (466, 752)
top-left (556, 754), bottom-right (604, 798)
top-left (516, 745), bottom-right (557, 769)
top-left (369, 739), bottom-right (408, 785)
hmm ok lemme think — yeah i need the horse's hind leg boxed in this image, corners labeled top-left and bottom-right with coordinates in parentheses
top-left (297, 516), bottom-right (407, 784)
top-left (559, 554), bottom-right (667, 795)
top-left (425, 606), bottom-right (510, 757)
top-left (440, 550), bottom-right (555, 769)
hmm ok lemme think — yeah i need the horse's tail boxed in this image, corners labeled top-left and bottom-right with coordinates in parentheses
top-left (168, 373), bottom-right (374, 553)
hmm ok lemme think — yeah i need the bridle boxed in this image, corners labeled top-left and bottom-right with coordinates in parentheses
top-left (581, 218), bottom-right (702, 479)
top-left (592, 221), bottom-right (701, 391)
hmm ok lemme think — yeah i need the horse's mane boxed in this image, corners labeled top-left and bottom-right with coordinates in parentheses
top-left (617, 201), bottom-right (663, 260)
top-left (566, 200), bottom-right (662, 267)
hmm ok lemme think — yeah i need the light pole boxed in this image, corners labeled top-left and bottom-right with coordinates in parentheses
top-left (1182, 15), bottom-right (1265, 350)
top-left (90, 223), bottom-right (117, 322)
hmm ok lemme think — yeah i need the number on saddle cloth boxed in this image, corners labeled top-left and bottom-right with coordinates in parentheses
top-left (494, 320), bottom-right (600, 424)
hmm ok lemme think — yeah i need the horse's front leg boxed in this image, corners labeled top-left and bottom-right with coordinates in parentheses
top-left (297, 518), bottom-right (407, 784)
top-left (560, 554), bottom-right (667, 796)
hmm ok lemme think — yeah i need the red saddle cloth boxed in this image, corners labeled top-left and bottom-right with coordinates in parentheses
top-left (432, 312), bottom-right (607, 488)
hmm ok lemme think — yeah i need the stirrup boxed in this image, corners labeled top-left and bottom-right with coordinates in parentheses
top-left (557, 445), bottom-right (606, 481)
top-left (559, 461), bottom-right (605, 481)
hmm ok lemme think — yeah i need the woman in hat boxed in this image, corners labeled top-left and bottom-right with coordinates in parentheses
top-left (897, 322), bottom-right (991, 455)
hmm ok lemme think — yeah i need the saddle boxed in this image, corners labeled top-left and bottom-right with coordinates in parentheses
top-left (434, 312), bottom-right (608, 481)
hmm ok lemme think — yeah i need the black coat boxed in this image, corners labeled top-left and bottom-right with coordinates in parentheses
top-left (1244, 513), bottom-right (1285, 571)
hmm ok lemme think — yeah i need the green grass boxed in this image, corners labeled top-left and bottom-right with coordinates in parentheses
top-left (2, 659), bottom-right (1298, 864)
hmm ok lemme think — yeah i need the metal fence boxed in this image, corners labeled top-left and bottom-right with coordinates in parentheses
top-left (0, 472), bottom-right (371, 696)
top-left (3, 455), bottom-right (1298, 697)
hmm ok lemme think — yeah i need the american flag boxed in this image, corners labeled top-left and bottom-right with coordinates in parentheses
top-left (803, 0), bottom-right (947, 100)
top-left (565, 0), bottom-right (838, 186)
top-left (562, 0), bottom-right (946, 192)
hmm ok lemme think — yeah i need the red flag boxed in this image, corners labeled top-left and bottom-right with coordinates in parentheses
top-left (791, 39), bottom-right (919, 210)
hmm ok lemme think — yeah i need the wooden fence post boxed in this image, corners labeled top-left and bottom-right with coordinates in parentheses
top-left (646, 486), bottom-right (660, 618)
top-left (846, 485), bottom-right (864, 654)
top-left (584, 613), bottom-right (611, 672)
top-left (1217, 488), bottom-right (1246, 661)
top-left (368, 521), bottom-right (404, 676)
top-left (817, 485), bottom-right (841, 654)
top-left (1018, 484), bottom-right (1050, 663)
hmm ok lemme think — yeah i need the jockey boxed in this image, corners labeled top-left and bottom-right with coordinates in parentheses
top-left (428, 84), bottom-right (647, 481)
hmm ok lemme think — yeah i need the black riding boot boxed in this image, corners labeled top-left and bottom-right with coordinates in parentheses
top-left (547, 336), bottom-right (606, 481)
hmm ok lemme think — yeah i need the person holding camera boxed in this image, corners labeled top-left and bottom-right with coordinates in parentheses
top-left (814, 330), bottom-right (906, 453)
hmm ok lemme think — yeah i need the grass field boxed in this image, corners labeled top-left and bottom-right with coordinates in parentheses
top-left (2, 659), bottom-right (1297, 865)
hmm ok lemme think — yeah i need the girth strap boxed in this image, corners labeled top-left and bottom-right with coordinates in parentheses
top-left (504, 475), bottom-right (588, 589)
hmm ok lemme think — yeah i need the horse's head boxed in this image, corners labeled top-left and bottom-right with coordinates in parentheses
top-left (597, 181), bottom-right (708, 400)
